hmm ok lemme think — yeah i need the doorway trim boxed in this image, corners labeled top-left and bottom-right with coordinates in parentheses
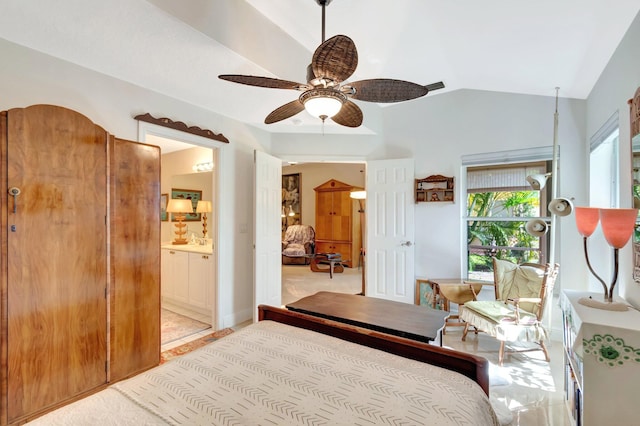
top-left (138, 121), bottom-right (229, 330)
top-left (275, 153), bottom-right (368, 299)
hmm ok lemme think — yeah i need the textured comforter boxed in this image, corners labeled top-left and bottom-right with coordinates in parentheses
top-left (29, 321), bottom-right (499, 425)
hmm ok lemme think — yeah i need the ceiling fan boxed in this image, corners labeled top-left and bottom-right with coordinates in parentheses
top-left (219, 0), bottom-right (444, 128)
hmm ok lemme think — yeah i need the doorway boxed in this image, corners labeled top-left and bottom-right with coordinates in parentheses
top-left (280, 161), bottom-right (366, 305)
top-left (138, 123), bottom-right (221, 348)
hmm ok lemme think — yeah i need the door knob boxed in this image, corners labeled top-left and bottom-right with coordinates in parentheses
top-left (400, 241), bottom-right (413, 247)
top-left (8, 187), bottom-right (21, 213)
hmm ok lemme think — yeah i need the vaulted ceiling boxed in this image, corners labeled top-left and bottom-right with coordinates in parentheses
top-left (1, 0), bottom-right (638, 135)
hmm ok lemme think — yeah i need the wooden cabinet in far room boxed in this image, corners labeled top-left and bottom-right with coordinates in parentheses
top-left (314, 179), bottom-right (362, 268)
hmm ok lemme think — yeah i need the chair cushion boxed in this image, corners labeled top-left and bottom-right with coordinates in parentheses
top-left (493, 259), bottom-right (544, 313)
top-left (282, 243), bottom-right (307, 257)
top-left (461, 301), bottom-right (547, 342)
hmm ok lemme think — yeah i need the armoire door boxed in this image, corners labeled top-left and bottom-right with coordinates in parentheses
top-left (4, 105), bottom-right (108, 423)
top-left (315, 191), bottom-right (334, 239)
top-left (109, 137), bottom-right (160, 382)
top-left (331, 191), bottom-right (352, 242)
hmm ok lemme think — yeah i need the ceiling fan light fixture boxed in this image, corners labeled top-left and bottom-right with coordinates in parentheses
top-left (300, 88), bottom-right (345, 120)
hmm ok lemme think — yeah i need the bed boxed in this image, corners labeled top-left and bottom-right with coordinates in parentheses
top-left (27, 305), bottom-right (499, 425)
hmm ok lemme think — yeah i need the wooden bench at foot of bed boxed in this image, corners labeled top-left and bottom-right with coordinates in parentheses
top-left (258, 304), bottom-right (490, 395)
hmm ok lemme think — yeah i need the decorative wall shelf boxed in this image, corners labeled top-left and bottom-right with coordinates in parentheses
top-left (415, 175), bottom-right (454, 203)
top-left (134, 113), bottom-right (229, 143)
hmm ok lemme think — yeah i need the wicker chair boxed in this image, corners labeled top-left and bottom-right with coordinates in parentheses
top-left (282, 225), bottom-right (315, 265)
top-left (460, 258), bottom-right (559, 365)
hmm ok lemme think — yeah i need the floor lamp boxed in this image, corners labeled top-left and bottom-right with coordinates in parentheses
top-left (350, 190), bottom-right (366, 295)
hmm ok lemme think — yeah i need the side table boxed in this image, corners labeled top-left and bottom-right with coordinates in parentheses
top-left (310, 253), bottom-right (344, 278)
top-left (415, 278), bottom-right (491, 334)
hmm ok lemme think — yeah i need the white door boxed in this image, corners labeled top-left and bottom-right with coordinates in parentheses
top-left (366, 159), bottom-right (415, 303)
top-left (253, 150), bottom-right (282, 321)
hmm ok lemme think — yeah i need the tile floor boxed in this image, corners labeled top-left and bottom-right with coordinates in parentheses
top-left (160, 303), bottom-right (213, 352)
top-left (281, 264), bottom-right (572, 426)
top-left (167, 264), bottom-right (572, 425)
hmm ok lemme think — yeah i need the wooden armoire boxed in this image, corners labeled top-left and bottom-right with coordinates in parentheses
top-left (314, 179), bottom-right (362, 268)
top-left (0, 105), bottom-right (160, 425)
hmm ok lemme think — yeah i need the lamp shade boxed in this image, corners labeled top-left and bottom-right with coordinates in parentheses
top-left (304, 96), bottom-right (342, 118)
top-left (350, 190), bottom-right (366, 200)
top-left (166, 199), bottom-right (193, 213)
top-left (526, 173), bottom-right (551, 190)
top-left (574, 207), bottom-right (600, 238)
top-left (196, 200), bottom-right (212, 213)
top-left (549, 197), bottom-right (573, 217)
top-left (300, 88), bottom-right (345, 119)
top-left (599, 208), bottom-right (638, 249)
top-left (525, 219), bottom-right (549, 237)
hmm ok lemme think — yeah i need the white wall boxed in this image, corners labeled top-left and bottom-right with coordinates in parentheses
top-left (0, 37), bottom-right (270, 328)
top-left (3, 8), bottom-right (640, 323)
top-left (587, 11), bottom-right (640, 307)
top-left (272, 89), bottom-right (588, 290)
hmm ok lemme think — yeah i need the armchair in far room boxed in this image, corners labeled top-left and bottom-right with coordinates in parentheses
top-left (460, 258), bottom-right (559, 365)
top-left (282, 225), bottom-right (316, 265)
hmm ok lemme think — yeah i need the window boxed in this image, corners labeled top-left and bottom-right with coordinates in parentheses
top-left (466, 162), bottom-right (549, 281)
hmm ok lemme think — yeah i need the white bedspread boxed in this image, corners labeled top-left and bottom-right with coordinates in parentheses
top-left (29, 321), bottom-right (499, 425)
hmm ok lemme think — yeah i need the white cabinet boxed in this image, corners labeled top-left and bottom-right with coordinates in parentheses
top-left (161, 249), bottom-right (189, 303)
top-left (188, 252), bottom-right (214, 310)
top-left (561, 290), bottom-right (640, 426)
top-left (161, 247), bottom-right (214, 316)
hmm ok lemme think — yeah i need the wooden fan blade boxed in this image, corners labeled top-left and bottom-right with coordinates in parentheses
top-left (425, 81), bottom-right (446, 92)
top-left (331, 100), bottom-right (363, 128)
top-left (219, 75), bottom-right (308, 90)
top-left (312, 35), bottom-right (358, 83)
top-left (265, 100), bottom-right (305, 124)
top-left (348, 79), bottom-right (434, 103)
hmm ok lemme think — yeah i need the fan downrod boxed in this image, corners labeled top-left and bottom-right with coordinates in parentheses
top-left (313, 0), bottom-right (333, 43)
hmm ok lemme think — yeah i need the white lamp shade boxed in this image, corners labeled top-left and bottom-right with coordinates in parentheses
top-left (304, 96), bottom-right (342, 118)
top-left (166, 199), bottom-right (193, 213)
top-left (525, 219), bottom-right (549, 237)
top-left (526, 173), bottom-right (551, 190)
top-left (350, 190), bottom-right (367, 200)
top-left (196, 200), bottom-right (212, 213)
top-left (548, 197), bottom-right (574, 217)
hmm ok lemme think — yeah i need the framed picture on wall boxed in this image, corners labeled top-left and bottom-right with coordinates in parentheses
top-left (160, 193), bottom-right (168, 221)
top-left (282, 173), bottom-right (301, 230)
top-left (170, 188), bottom-right (202, 221)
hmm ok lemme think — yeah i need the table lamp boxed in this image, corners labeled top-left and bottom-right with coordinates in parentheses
top-left (575, 207), bottom-right (638, 310)
top-left (196, 200), bottom-right (212, 238)
top-left (166, 199), bottom-right (193, 245)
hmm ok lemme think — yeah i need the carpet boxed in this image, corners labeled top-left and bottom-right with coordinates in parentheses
top-left (161, 308), bottom-right (211, 344)
top-left (160, 328), bottom-right (234, 364)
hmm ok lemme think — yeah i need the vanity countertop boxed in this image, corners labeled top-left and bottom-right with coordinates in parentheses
top-left (161, 244), bottom-right (213, 255)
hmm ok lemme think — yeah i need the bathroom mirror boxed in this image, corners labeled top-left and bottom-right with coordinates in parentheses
top-left (171, 171), bottom-right (214, 239)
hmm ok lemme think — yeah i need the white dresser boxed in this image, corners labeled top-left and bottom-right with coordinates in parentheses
top-left (561, 290), bottom-right (640, 425)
